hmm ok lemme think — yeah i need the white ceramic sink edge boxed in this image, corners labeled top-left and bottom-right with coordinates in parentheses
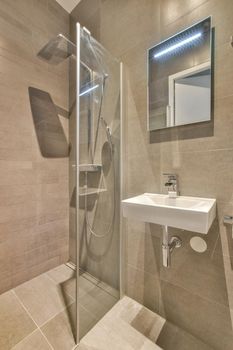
top-left (122, 193), bottom-right (216, 234)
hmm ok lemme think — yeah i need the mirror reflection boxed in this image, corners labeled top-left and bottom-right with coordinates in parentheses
top-left (148, 17), bottom-right (212, 131)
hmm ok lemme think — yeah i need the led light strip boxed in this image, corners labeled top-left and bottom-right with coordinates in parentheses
top-left (79, 84), bottom-right (99, 96)
top-left (154, 32), bottom-right (202, 59)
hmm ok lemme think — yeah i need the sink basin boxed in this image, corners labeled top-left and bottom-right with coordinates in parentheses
top-left (122, 193), bottom-right (216, 234)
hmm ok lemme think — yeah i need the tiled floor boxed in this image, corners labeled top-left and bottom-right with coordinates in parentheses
top-left (78, 296), bottom-right (213, 350)
top-left (78, 296), bottom-right (164, 350)
top-left (0, 266), bottom-right (213, 350)
top-left (0, 264), bottom-right (118, 350)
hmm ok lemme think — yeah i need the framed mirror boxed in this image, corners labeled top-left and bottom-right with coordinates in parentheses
top-left (148, 17), bottom-right (212, 131)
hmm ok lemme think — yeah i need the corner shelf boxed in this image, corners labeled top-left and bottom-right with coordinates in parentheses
top-left (79, 187), bottom-right (107, 196)
top-left (79, 164), bottom-right (102, 172)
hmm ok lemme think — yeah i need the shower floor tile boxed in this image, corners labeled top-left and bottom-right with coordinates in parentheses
top-left (0, 263), bottom-right (118, 350)
top-left (41, 303), bottom-right (97, 350)
top-left (0, 290), bottom-right (36, 350)
top-left (78, 296), bottom-right (163, 350)
top-left (11, 330), bottom-right (51, 350)
top-left (14, 273), bottom-right (73, 326)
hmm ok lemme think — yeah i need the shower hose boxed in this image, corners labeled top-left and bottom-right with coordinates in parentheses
top-left (84, 140), bottom-right (115, 239)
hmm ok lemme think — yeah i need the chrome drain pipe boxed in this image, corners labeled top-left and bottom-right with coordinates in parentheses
top-left (162, 226), bottom-right (182, 267)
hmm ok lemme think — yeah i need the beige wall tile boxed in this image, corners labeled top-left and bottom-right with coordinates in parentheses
top-left (0, 0), bottom-right (69, 294)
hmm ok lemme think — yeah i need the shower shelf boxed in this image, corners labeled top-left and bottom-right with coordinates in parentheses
top-left (79, 164), bottom-right (102, 172)
top-left (79, 187), bottom-right (106, 196)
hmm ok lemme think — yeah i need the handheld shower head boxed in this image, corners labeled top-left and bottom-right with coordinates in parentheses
top-left (101, 117), bottom-right (114, 150)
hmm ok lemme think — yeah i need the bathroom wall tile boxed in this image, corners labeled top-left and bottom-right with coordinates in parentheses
top-left (126, 222), bottom-right (161, 275)
top-left (160, 242), bottom-right (229, 307)
top-left (0, 290), bottom-right (36, 350)
top-left (160, 281), bottom-right (233, 350)
top-left (12, 256), bottom-right (61, 289)
top-left (0, 0), bottom-right (69, 293)
top-left (160, 0), bottom-right (210, 27)
top-left (126, 264), bottom-right (160, 313)
top-left (159, 149), bottom-right (233, 203)
top-left (157, 321), bottom-right (213, 350)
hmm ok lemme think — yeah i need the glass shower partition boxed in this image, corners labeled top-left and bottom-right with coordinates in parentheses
top-left (74, 23), bottom-right (122, 343)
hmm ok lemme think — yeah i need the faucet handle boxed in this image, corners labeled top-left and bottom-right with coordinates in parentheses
top-left (163, 173), bottom-right (177, 180)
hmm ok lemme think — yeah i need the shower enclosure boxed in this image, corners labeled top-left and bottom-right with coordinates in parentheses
top-left (73, 23), bottom-right (122, 342)
top-left (38, 23), bottom-right (122, 344)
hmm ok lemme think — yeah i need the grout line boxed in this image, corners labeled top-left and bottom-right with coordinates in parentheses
top-left (38, 328), bottom-right (54, 350)
top-left (12, 289), bottom-right (73, 348)
top-left (158, 277), bottom-right (231, 310)
top-left (11, 290), bottom-right (44, 348)
top-left (10, 328), bottom-right (39, 350)
top-left (38, 303), bottom-right (73, 329)
top-left (13, 288), bottom-right (73, 349)
top-left (12, 290), bottom-right (40, 328)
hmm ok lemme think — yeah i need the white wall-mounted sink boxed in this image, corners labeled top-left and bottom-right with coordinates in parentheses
top-left (122, 193), bottom-right (216, 234)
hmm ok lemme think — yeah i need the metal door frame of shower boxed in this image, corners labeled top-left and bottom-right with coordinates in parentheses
top-left (75, 22), bottom-right (81, 344)
top-left (75, 22), bottom-right (125, 344)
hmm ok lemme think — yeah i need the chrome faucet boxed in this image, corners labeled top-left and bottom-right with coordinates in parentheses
top-left (163, 173), bottom-right (179, 197)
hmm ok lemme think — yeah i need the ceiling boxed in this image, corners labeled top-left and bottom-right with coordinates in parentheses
top-left (55, 0), bottom-right (81, 13)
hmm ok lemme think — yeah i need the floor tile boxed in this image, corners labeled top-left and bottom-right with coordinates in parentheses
top-left (41, 303), bottom-right (96, 350)
top-left (78, 296), bottom-right (162, 350)
top-left (47, 264), bottom-right (76, 300)
top-left (14, 273), bottom-right (73, 326)
top-left (157, 321), bottom-right (213, 350)
top-left (81, 271), bottom-right (120, 299)
top-left (41, 304), bottom-right (76, 350)
top-left (12, 329), bottom-right (51, 350)
top-left (47, 267), bottom-right (99, 300)
top-left (79, 323), bottom-right (135, 350)
top-left (47, 264), bottom-right (74, 285)
top-left (0, 290), bottom-right (36, 350)
top-left (79, 284), bottom-right (117, 320)
top-left (99, 296), bottom-right (164, 349)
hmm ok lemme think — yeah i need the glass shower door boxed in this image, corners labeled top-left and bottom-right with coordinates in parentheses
top-left (75, 23), bottom-right (121, 342)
